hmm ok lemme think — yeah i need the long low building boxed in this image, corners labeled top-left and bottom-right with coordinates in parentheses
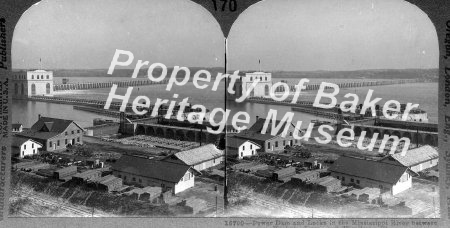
top-left (162, 144), bottom-right (223, 171)
top-left (112, 155), bottom-right (201, 194)
top-left (329, 156), bottom-right (415, 195)
top-left (380, 145), bottom-right (438, 172)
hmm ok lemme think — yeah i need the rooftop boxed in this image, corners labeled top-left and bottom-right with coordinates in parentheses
top-left (389, 145), bottom-right (438, 167)
top-left (166, 144), bottom-right (223, 166)
top-left (328, 156), bottom-right (410, 184)
top-left (112, 155), bottom-right (198, 183)
top-left (17, 116), bottom-right (83, 140)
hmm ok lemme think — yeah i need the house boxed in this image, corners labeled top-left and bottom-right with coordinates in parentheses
top-left (309, 176), bottom-right (341, 193)
top-left (90, 175), bottom-right (123, 192)
top-left (72, 169), bottom-right (102, 183)
top-left (329, 156), bottom-right (415, 195)
top-left (12, 123), bottom-right (23, 133)
top-left (226, 137), bottom-right (261, 159)
top-left (11, 136), bottom-right (42, 158)
top-left (112, 155), bottom-right (201, 194)
top-left (291, 171), bottom-right (321, 184)
top-left (162, 144), bottom-right (223, 171)
top-left (380, 145), bottom-right (438, 172)
top-left (16, 116), bottom-right (84, 152)
top-left (233, 117), bottom-right (302, 152)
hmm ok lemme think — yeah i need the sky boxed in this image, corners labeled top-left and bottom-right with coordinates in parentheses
top-left (12, 0), bottom-right (224, 69)
top-left (12, 0), bottom-right (438, 71)
top-left (228, 0), bottom-right (439, 71)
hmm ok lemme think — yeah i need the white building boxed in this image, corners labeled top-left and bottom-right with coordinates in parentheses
top-left (329, 156), bottom-right (414, 195)
top-left (12, 123), bottom-right (23, 133)
top-left (226, 137), bottom-right (261, 159)
top-left (12, 69), bottom-right (54, 98)
top-left (380, 145), bottom-right (438, 173)
top-left (162, 144), bottom-right (224, 171)
top-left (12, 136), bottom-right (42, 158)
top-left (229, 72), bottom-right (273, 99)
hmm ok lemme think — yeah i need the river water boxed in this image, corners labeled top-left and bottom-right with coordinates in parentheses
top-left (12, 77), bottom-right (437, 129)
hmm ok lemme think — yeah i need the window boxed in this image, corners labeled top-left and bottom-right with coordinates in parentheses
top-left (283, 140), bottom-right (286, 146)
top-left (289, 132), bottom-right (292, 136)
top-left (275, 141), bottom-right (278, 147)
top-left (336, 176), bottom-right (339, 180)
top-left (268, 142), bottom-right (271, 149)
top-left (242, 145), bottom-right (245, 150)
top-left (118, 174), bottom-right (122, 178)
top-left (351, 178), bottom-right (354, 183)
top-left (77, 130), bottom-right (80, 133)
top-left (31, 75), bottom-right (34, 79)
top-left (65, 132), bottom-right (68, 136)
top-left (356, 180), bottom-right (360, 184)
top-left (250, 144), bottom-right (252, 149)
top-left (33, 149), bottom-right (35, 154)
top-left (132, 177), bottom-right (136, 181)
top-left (57, 140), bottom-right (60, 146)
top-left (71, 130), bottom-right (74, 134)
top-left (49, 141), bottom-right (52, 147)
top-left (32, 143), bottom-right (34, 148)
top-left (46, 75), bottom-right (49, 79)
top-left (342, 177), bottom-right (345, 182)
top-left (65, 139), bottom-right (68, 144)
top-left (77, 137), bottom-right (80, 142)
top-left (24, 145), bottom-right (26, 149)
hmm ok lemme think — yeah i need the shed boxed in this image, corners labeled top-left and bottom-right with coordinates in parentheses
top-left (291, 171), bottom-right (320, 183)
top-left (72, 169), bottom-right (102, 183)
top-left (272, 167), bottom-right (296, 182)
top-left (53, 166), bottom-right (77, 180)
top-left (310, 176), bottom-right (341, 193)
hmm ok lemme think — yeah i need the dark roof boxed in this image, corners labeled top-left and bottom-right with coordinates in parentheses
top-left (226, 137), bottom-right (261, 149)
top-left (17, 116), bottom-right (83, 140)
top-left (234, 118), bottom-right (297, 142)
top-left (248, 118), bottom-right (293, 135)
top-left (112, 155), bottom-right (198, 183)
top-left (11, 136), bottom-right (42, 148)
top-left (12, 123), bottom-right (22, 128)
top-left (328, 156), bottom-right (409, 184)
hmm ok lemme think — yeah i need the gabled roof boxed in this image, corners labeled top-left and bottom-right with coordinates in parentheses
top-left (234, 118), bottom-right (297, 142)
top-left (329, 156), bottom-right (410, 184)
top-left (17, 117), bottom-right (83, 140)
top-left (248, 118), bottom-right (294, 136)
top-left (11, 136), bottom-right (42, 148)
top-left (112, 155), bottom-right (198, 183)
top-left (226, 137), bottom-right (261, 149)
top-left (388, 145), bottom-right (438, 167)
top-left (168, 144), bottom-right (224, 166)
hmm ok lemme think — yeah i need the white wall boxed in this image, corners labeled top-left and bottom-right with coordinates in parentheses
top-left (19, 140), bottom-right (42, 158)
top-left (238, 141), bottom-right (260, 159)
top-left (174, 170), bottom-right (195, 194)
top-left (392, 172), bottom-right (412, 195)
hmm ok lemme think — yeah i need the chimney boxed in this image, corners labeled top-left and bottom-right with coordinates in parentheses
top-left (256, 116), bottom-right (259, 120)
top-left (38, 114), bottom-right (41, 119)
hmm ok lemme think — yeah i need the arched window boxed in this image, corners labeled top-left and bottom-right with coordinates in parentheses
top-left (31, 84), bottom-right (36, 95)
top-left (21, 83), bottom-right (24, 95)
top-left (14, 83), bottom-right (18, 95)
top-left (46, 83), bottom-right (51, 94)
top-left (265, 84), bottom-right (270, 96)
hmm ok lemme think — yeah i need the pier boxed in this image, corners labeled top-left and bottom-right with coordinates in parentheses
top-left (273, 78), bottom-right (424, 93)
top-left (53, 79), bottom-right (169, 91)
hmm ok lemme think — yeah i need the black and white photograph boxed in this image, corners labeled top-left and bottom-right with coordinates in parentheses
top-left (0, 0), bottom-right (449, 227)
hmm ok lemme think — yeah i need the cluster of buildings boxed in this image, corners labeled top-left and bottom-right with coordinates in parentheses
top-left (12, 116), bottom-right (84, 158)
top-left (227, 117), bottom-right (302, 158)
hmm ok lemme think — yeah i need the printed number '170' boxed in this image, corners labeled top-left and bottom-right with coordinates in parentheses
top-left (211, 0), bottom-right (237, 12)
